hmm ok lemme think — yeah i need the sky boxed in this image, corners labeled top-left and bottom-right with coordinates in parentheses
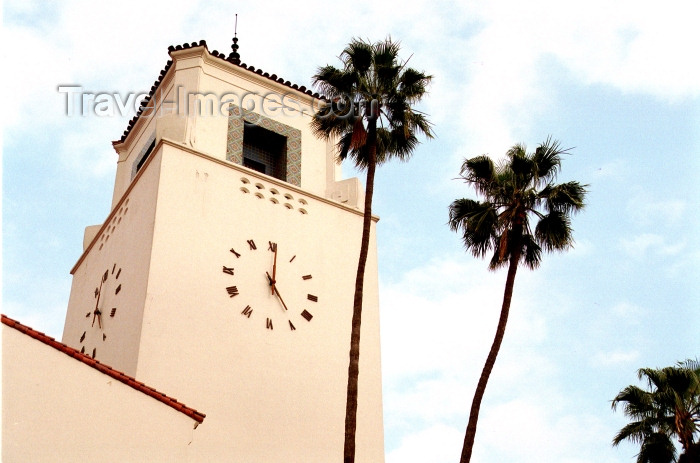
top-left (2, 1), bottom-right (699, 462)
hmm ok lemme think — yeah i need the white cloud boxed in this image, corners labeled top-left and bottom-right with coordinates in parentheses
top-left (386, 423), bottom-right (463, 463)
top-left (611, 301), bottom-right (645, 319)
top-left (442, 0), bottom-right (700, 158)
top-left (620, 233), bottom-right (686, 258)
top-left (626, 197), bottom-right (687, 228)
top-left (591, 349), bottom-right (641, 367)
top-left (477, 398), bottom-right (624, 463)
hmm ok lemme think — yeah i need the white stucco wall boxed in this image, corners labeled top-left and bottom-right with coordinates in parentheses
top-left (2, 324), bottom-right (200, 463)
top-left (129, 143), bottom-right (384, 462)
top-left (61, 44), bottom-right (385, 463)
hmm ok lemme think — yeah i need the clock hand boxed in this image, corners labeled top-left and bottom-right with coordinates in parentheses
top-left (271, 243), bottom-right (278, 295)
top-left (92, 277), bottom-right (105, 327)
top-left (266, 272), bottom-right (289, 311)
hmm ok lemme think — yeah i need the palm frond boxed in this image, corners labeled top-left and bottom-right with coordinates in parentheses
top-left (532, 136), bottom-right (568, 183)
top-left (312, 66), bottom-right (356, 98)
top-left (613, 362), bottom-right (700, 460)
top-left (637, 432), bottom-right (677, 463)
top-left (342, 39), bottom-right (373, 74)
top-left (539, 181), bottom-right (587, 214)
top-left (460, 156), bottom-right (496, 194)
top-left (520, 233), bottom-right (542, 269)
top-left (534, 210), bottom-right (573, 251)
top-left (311, 37), bottom-right (432, 172)
top-left (397, 67), bottom-right (433, 101)
top-left (448, 198), bottom-right (497, 259)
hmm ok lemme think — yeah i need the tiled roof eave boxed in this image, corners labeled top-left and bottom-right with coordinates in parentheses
top-left (1, 314), bottom-right (206, 424)
top-left (114, 39), bottom-right (326, 146)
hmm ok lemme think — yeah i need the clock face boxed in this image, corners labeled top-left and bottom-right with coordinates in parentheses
top-left (79, 263), bottom-right (123, 358)
top-left (222, 238), bottom-right (317, 332)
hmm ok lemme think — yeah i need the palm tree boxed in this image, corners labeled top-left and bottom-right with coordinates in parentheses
top-left (448, 138), bottom-right (587, 462)
top-left (612, 360), bottom-right (700, 463)
top-left (311, 38), bottom-right (433, 463)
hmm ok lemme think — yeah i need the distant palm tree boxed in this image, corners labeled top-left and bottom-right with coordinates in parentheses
top-left (612, 360), bottom-right (700, 463)
top-left (311, 37), bottom-right (433, 463)
top-left (448, 138), bottom-right (587, 462)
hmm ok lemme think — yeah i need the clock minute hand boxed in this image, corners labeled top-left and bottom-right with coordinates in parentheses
top-left (266, 272), bottom-right (289, 312)
top-left (271, 244), bottom-right (278, 295)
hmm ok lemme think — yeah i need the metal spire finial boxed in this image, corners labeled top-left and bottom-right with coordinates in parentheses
top-left (228, 14), bottom-right (241, 64)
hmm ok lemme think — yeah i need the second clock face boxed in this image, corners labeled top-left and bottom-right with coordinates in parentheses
top-left (222, 238), bottom-right (317, 332)
top-left (79, 263), bottom-right (123, 358)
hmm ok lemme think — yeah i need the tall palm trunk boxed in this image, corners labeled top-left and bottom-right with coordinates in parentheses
top-left (344, 118), bottom-right (378, 463)
top-left (460, 237), bottom-right (522, 463)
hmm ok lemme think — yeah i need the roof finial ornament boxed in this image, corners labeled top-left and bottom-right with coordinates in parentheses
top-left (228, 14), bottom-right (241, 64)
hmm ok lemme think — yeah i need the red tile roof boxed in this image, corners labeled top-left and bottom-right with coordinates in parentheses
top-left (116, 39), bottom-right (323, 144)
top-left (1, 314), bottom-right (206, 424)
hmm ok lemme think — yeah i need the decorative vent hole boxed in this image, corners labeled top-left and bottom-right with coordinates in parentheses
top-left (298, 198), bottom-right (308, 205)
top-left (240, 177), bottom-right (250, 184)
top-left (284, 203), bottom-right (293, 209)
top-left (299, 208), bottom-right (308, 214)
top-left (270, 188), bottom-right (279, 195)
top-left (284, 193), bottom-right (293, 200)
top-left (255, 193), bottom-right (264, 199)
top-left (240, 187), bottom-right (250, 194)
top-left (270, 198), bottom-right (279, 204)
top-left (255, 183), bottom-right (265, 190)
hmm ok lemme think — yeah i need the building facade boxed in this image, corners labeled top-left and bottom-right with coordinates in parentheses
top-left (4, 39), bottom-right (384, 463)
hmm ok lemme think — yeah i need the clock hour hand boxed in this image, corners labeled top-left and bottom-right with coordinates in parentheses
top-left (92, 277), bottom-right (105, 328)
top-left (266, 272), bottom-right (289, 311)
top-left (91, 308), bottom-right (102, 328)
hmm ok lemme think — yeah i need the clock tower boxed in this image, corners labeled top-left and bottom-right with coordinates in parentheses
top-left (62, 40), bottom-right (384, 462)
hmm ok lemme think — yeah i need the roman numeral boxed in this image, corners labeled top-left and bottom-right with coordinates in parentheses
top-left (222, 266), bottom-right (235, 275)
top-left (289, 320), bottom-right (296, 331)
top-left (247, 239), bottom-right (257, 250)
top-left (230, 248), bottom-right (241, 258)
top-left (81, 346), bottom-right (85, 354)
top-left (268, 241), bottom-right (277, 252)
top-left (112, 263), bottom-right (116, 274)
top-left (103, 333), bottom-right (107, 341)
top-left (85, 312), bottom-right (91, 318)
top-left (92, 348), bottom-right (96, 358)
top-left (94, 288), bottom-right (99, 298)
top-left (307, 294), bottom-right (318, 302)
top-left (302, 274), bottom-right (312, 280)
top-left (266, 318), bottom-right (273, 330)
top-left (102, 270), bottom-right (108, 282)
top-left (301, 310), bottom-right (313, 322)
top-left (110, 308), bottom-right (117, 317)
top-left (226, 286), bottom-right (240, 297)
top-left (289, 255), bottom-right (296, 263)
top-left (115, 268), bottom-right (121, 279)
top-left (115, 284), bottom-right (121, 295)
top-left (241, 305), bottom-right (253, 318)
top-left (80, 331), bottom-right (86, 342)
